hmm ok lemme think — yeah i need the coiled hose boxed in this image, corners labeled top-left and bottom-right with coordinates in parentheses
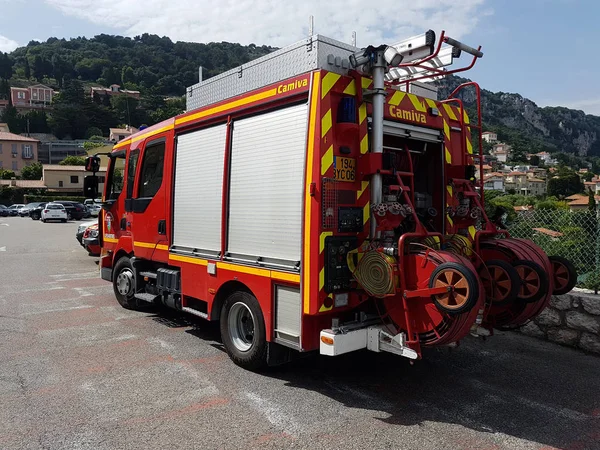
top-left (347, 249), bottom-right (397, 298)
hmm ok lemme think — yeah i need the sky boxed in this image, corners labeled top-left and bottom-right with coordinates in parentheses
top-left (0, 0), bottom-right (598, 116)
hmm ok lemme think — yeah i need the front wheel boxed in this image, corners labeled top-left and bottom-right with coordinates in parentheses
top-left (549, 256), bottom-right (577, 295)
top-left (479, 259), bottom-right (521, 306)
top-left (220, 291), bottom-right (267, 371)
top-left (112, 257), bottom-right (141, 310)
top-left (512, 260), bottom-right (548, 303)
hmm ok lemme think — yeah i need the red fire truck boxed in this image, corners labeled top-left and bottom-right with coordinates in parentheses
top-left (86, 31), bottom-right (577, 370)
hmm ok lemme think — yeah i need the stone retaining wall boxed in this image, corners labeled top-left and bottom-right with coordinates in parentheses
top-left (520, 292), bottom-right (600, 354)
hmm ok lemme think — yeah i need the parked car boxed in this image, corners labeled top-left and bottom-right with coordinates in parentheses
top-left (41, 203), bottom-right (68, 223)
top-left (82, 224), bottom-right (101, 256)
top-left (52, 201), bottom-right (85, 220)
top-left (0, 205), bottom-right (8, 217)
top-left (7, 204), bottom-right (25, 216)
top-left (18, 202), bottom-right (44, 217)
top-left (84, 198), bottom-right (102, 206)
top-left (76, 220), bottom-right (97, 244)
top-left (86, 203), bottom-right (101, 217)
top-left (28, 203), bottom-right (48, 220)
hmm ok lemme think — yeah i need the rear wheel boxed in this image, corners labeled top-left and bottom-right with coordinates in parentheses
top-left (512, 260), bottom-right (548, 303)
top-left (429, 262), bottom-right (479, 315)
top-left (220, 291), bottom-right (267, 371)
top-left (113, 257), bottom-right (141, 310)
top-left (479, 259), bottom-right (521, 306)
top-left (549, 256), bottom-right (577, 295)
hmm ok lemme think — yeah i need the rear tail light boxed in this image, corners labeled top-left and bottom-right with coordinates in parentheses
top-left (44, 210), bottom-right (48, 213)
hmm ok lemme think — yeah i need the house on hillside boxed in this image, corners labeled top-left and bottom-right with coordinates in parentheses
top-left (10, 85), bottom-right (54, 114)
top-left (567, 194), bottom-right (600, 212)
top-left (0, 132), bottom-right (39, 174)
top-left (482, 131), bottom-right (498, 144)
top-left (109, 126), bottom-right (139, 143)
top-left (91, 84), bottom-right (140, 103)
top-left (483, 172), bottom-right (505, 191)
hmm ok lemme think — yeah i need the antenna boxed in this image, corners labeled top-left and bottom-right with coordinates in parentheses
top-left (309, 15), bottom-right (314, 36)
top-left (351, 31), bottom-right (357, 47)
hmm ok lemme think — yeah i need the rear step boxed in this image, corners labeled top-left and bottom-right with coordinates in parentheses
top-left (134, 293), bottom-right (158, 303)
top-left (181, 306), bottom-right (208, 319)
top-left (139, 271), bottom-right (157, 279)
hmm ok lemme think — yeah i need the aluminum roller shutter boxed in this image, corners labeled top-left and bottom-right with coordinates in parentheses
top-left (228, 103), bottom-right (308, 263)
top-left (173, 124), bottom-right (227, 252)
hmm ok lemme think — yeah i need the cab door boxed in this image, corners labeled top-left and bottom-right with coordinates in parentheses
top-left (128, 136), bottom-right (169, 261)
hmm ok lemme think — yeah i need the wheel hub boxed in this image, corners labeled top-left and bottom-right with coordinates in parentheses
top-left (116, 269), bottom-right (134, 296)
top-left (228, 302), bottom-right (255, 352)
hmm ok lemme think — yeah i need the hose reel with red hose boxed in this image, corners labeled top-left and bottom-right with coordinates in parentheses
top-left (348, 244), bottom-right (483, 347)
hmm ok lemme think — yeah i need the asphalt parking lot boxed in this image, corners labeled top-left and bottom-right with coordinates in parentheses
top-left (0, 216), bottom-right (599, 450)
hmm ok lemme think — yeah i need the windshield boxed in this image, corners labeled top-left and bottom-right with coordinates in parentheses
top-left (105, 153), bottom-right (126, 200)
top-left (47, 204), bottom-right (64, 210)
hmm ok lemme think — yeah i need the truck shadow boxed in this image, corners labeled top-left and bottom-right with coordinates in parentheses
top-left (146, 306), bottom-right (599, 448)
top-left (268, 332), bottom-right (600, 449)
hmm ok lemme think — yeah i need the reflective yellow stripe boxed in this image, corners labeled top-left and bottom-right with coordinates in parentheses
top-left (468, 226), bottom-right (477, 240)
top-left (358, 103), bottom-right (367, 124)
top-left (114, 139), bottom-right (132, 149)
top-left (319, 268), bottom-right (325, 291)
top-left (443, 119), bottom-right (450, 140)
top-left (463, 110), bottom-right (470, 124)
top-left (103, 237), bottom-right (118, 243)
top-left (321, 109), bottom-right (332, 138)
top-left (156, 244), bottom-right (169, 251)
top-left (445, 147), bottom-right (452, 164)
top-left (363, 202), bottom-right (370, 224)
top-left (425, 98), bottom-right (437, 109)
top-left (343, 80), bottom-right (357, 96)
top-left (447, 185), bottom-right (453, 196)
top-left (134, 241), bottom-right (155, 249)
top-left (360, 134), bottom-right (369, 154)
top-left (442, 104), bottom-right (458, 121)
top-left (408, 93), bottom-right (427, 112)
top-left (357, 181), bottom-right (369, 200)
top-left (466, 137), bottom-right (473, 155)
top-left (271, 272), bottom-right (301, 283)
top-left (388, 91), bottom-right (405, 106)
top-left (216, 261), bottom-right (270, 278)
top-left (304, 72), bottom-right (321, 314)
top-left (321, 145), bottom-right (333, 175)
top-left (361, 77), bottom-right (372, 89)
top-left (176, 88), bottom-right (278, 125)
top-left (320, 232), bottom-right (333, 253)
top-left (169, 254), bottom-right (208, 266)
top-left (319, 303), bottom-right (333, 313)
top-left (447, 215), bottom-right (454, 227)
top-left (321, 72), bottom-right (341, 99)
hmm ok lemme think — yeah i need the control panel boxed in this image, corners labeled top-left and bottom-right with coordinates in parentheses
top-left (338, 207), bottom-right (363, 233)
top-left (324, 236), bottom-right (357, 293)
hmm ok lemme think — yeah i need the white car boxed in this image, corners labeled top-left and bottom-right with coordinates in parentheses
top-left (41, 203), bottom-right (68, 223)
top-left (87, 203), bottom-right (101, 217)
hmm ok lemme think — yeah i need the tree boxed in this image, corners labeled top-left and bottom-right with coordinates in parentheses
top-left (547, 173), bottom-right (584, 197)
top-left (24, 58), bottom-right (30, 79)
top-left (529, 155), bottom-right (540, 166)
top-left (59, 155), bottom-right (86, 166)
top-left (20, 162), bottom-right (43, 180)
top-left (589, 189), bottom-right (597, 211)
top-left (85, 127), bottom-right (103, 139)
top-left (0, 169), bottom-right (16, 180)
top-left (582, 171), bottom-right (595, 182)
top-left (0, 52), bottom-right (13, 80)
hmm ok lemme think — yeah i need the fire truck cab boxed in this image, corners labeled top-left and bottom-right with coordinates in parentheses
top-left (86, 31), bottom-right (577, 370)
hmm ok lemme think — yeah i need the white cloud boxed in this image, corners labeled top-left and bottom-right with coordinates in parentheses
top-left (0, 35), bottom-right (19, 52)
top-left (44, 0), bottom-right (487, 47)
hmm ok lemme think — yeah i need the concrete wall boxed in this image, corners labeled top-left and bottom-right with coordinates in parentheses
top-left (521, 292), bottom-right (600, 354)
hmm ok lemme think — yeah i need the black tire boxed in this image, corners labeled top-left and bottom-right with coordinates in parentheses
top-left (479, 259), bottom-right (521, 306)
top-left (41, 218), bottom-right (45, 223)
top-left (67, 213), bottom-right (72, 220)
top-left (429, 262), bottom-right (480, 315)
top-left (61, 219), bottom-right (66, 223)
top-left (549, 255), bottom-right (577, 295)
top-left (112, 256), bottom-right (140, 310)
top-left (512, 260), bottom-right (549, 304)
top-left (220, 291), bottom-right (267, 371)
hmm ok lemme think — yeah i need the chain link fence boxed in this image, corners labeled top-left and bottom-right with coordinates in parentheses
top-left (505, 209), bottom-right (600, 290)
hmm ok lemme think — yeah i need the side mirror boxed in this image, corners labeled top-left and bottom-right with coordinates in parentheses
top-left (84, 175), bottom-right (99, 199)
top-left (85, 156), bottom-right (100, 172)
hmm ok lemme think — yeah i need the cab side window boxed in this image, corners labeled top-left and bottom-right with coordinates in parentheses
top-left (138, 142), bottom-right (165, 198)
